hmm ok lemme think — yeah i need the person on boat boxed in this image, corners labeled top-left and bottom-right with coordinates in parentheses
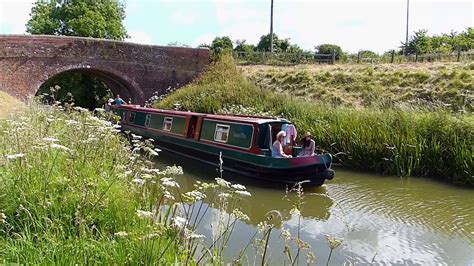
top-left (298, 132), bottom-right (315, 157)
top-left (113, 94), bottom-right (126, 106)
top-left (272, 131), bottom-right (292, 158)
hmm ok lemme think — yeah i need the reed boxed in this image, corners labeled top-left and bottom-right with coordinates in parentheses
top-left (155, 54), bottom-right (474, 185)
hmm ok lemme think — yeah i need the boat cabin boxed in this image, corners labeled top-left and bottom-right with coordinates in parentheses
top-left (114, 105), bottom-right (300, 157)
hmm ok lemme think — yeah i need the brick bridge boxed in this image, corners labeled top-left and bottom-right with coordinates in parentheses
top-left (0, 35), bottom-right (210, 104)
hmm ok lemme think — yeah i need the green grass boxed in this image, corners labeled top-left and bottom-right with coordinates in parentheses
top-left (0, 91), bottom-right (24, 119)
top-left (241, 63), bottom-right (473, 112)
top-left (156, 54), bottom-right (474, 185)
top-left (0, 105), bottom-right (190, 264)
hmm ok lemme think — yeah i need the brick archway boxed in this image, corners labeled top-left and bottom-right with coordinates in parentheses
top-left (0, 35), bottom-right (210, 104)
top-left (38, 66), bottom-right (144, 104)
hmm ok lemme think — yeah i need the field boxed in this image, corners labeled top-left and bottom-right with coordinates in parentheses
top-left (156, 54), bottom-right (474, 185)
top-left (241, 62), bottom-right (473, 112)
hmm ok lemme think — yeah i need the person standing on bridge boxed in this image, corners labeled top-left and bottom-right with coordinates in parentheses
top-left (113, 94), bottom-right (126, 106)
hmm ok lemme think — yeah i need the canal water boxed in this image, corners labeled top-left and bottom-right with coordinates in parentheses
top-left (154, 151), bottom-right (474, 265)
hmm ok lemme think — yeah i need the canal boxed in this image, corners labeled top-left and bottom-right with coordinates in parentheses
top-left (154, 151), bottom-right (474, 265)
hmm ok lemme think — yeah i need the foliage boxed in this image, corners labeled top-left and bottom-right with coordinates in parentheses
top-left (358, 50), bottom-right (378, 58)
top-left (314, 44), bottom-right (344, 60)
top-left (154, 55), bottom-right (474, 185)
top-left (403, 28), bottom-right (474, 55)
top-left (26, 0), bottom-right (129, 109)
top-left (27, 0), bottom-right (128, 40)
top-left (208, 36), bottom-right (233, 58)
top-left (233, 39), bottom-right (256, 54)
top-left (256, 33), bottom-right (301, 53)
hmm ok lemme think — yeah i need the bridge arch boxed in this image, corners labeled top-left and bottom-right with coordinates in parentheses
top-left (37, 64), bottom-right (146, 105)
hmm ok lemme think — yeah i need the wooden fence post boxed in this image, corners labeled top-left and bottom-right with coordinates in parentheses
top-left (357, 51), bottom-right (361, 64)
top-left (390, 50), bottom-right (395, 63)
top-left (457, 48), bottom-right (461, 62)
top-left (415, 51), bottom-right (418, 62)
top-left (331, 50), bottom-right (336, 64)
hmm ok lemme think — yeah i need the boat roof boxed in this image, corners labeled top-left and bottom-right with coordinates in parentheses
top-left (117, 105), bottom-right (290, 125)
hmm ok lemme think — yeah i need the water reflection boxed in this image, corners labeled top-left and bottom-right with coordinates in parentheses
top-left (153, 151), bottom-right (474, 265)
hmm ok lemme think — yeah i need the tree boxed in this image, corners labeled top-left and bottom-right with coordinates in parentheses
top-left (314, 44), bottom-right (344, 60)
top-left (27, 0), bottom-right (127, 40)
top-left (405, 29), bottom-right (432, 55)
top-left (210, 36), bottom-right (233, 56)
top-left (256, 33), bottom-right (295, 53)
top-left (359, 50), bottom-right (378, 58)
top-left (27, 0), bottom-right (128, 109)
top-left (233, 39), bottom-right (255, 54)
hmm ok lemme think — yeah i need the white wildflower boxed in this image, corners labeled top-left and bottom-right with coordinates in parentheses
top-left (218, 192), bottom-right (230, 198)
top-left (51, 143), bottom-right (71, 151)
top-left (114, 231), bottom-right (128, 237)
top-left (132, 178), bottom-right (145, 185)
top-left (281, 229), bottom-right (291, 241)
top-left (73, 107), bottom-right (88, 112)
top-left (154, 148), bottom-right (162, 153)
top-left (183, 190), bottom-right (206, 201)
top-left (132, 147), bottom-right (140, 153)
top-left (147, 138), bottom-right (154, 142)
top-left (231, 184), bottom-right (246, 190)
top-left (162, 179), bottom-right (180, 188)
top-left (163, 191), bottom-right (175, 200)
top-left (42, 137), bottom-right (59, 143)
top-left (141, 174), bottom-right (154, 180)
top-left (131, 139), bottom-right (140, 143)
top-left (111, 129), bottom-right (121, 133)
top-left (65, 120), bottom-right (79, 125)
top-left (5, 153), bottom-right (25, 160)
top-left (136, 210), bottom-right (154, 219)
top-left (131, 133), bottom-right (142, 140)
top-left (234, 190), bottom-right (251, 197)
top-left (172, 216), bottom-right (186, 228)
top-left (215, 178), bottom-right (230, 188)
top-left (290, 207), bottom-right (301, 216)
top-left (0, 212), bottom-right (6, 224)
top-left (142, 168), bottom-right (160, 174)
top-left (113, 124), bottom-right (121, 129)
top-left (232, 209), bottom-right (250, 221)
top-left (147, 149), bottom-right (159, 157)
top-left (187, 232), bottom-right (205, 239)
top-left (162, 166), bottom-right (183, 175)
top-left (94, 108), bottom-right (105, 112)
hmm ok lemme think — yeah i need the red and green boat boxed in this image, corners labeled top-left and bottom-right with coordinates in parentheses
top-left (113, 105), bottom-right (334, 186)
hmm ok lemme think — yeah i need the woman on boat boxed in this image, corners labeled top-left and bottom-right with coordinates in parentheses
top-left (272, 131), bottom-right (292, 158)
top-left (298, 132), bottom-right (315, 157)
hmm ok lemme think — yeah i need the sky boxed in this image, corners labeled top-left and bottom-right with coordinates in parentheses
top-left (0, 0), bottom-right (472, 53)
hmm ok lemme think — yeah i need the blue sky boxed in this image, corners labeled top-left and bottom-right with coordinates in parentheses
top-left (1, 0), bottom-right (472, 53)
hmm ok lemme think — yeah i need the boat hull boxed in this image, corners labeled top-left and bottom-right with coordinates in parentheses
top-left (123, 124), bottom-right (334, 186)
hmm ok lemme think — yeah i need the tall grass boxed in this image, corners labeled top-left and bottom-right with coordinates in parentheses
top-left (1, 103), bottom-right (322, 264)
top-left (156, 54), bottom-right (474, 185)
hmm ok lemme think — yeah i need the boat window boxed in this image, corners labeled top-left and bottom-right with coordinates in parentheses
top-left (163, 117), bottom-right (173, 131)
top-left (129, 112), bottom-right (136, 124)
top-left (145, 114), bottom-right (151, 127)
top-left (214, 124), bottom-right (230, 143)
top-left (121, 111), bottom-right (128, 123)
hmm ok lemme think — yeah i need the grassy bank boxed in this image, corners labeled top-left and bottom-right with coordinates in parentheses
top-left (156, 55), bottom-right (473, 185)
top-left (0, 91), bottom-right (24, 119)
top-left (2, 104), bottom-right (317, 264)
top-left (241, 63), bottom-right (473, 112)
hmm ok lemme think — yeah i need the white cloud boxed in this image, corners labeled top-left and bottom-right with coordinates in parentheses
top-left (0, 0), bottom-right (35, 34)
top-left (127, 31), bottom-right (153, 45)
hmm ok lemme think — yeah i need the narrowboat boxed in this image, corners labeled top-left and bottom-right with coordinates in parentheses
top-left (113, 105), bottom-right (334, 186)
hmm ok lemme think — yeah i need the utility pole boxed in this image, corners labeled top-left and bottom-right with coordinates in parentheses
top-left (405, 0), bottom-right (410, 55)
top-left (270, 0), bottom-right (274, 53)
